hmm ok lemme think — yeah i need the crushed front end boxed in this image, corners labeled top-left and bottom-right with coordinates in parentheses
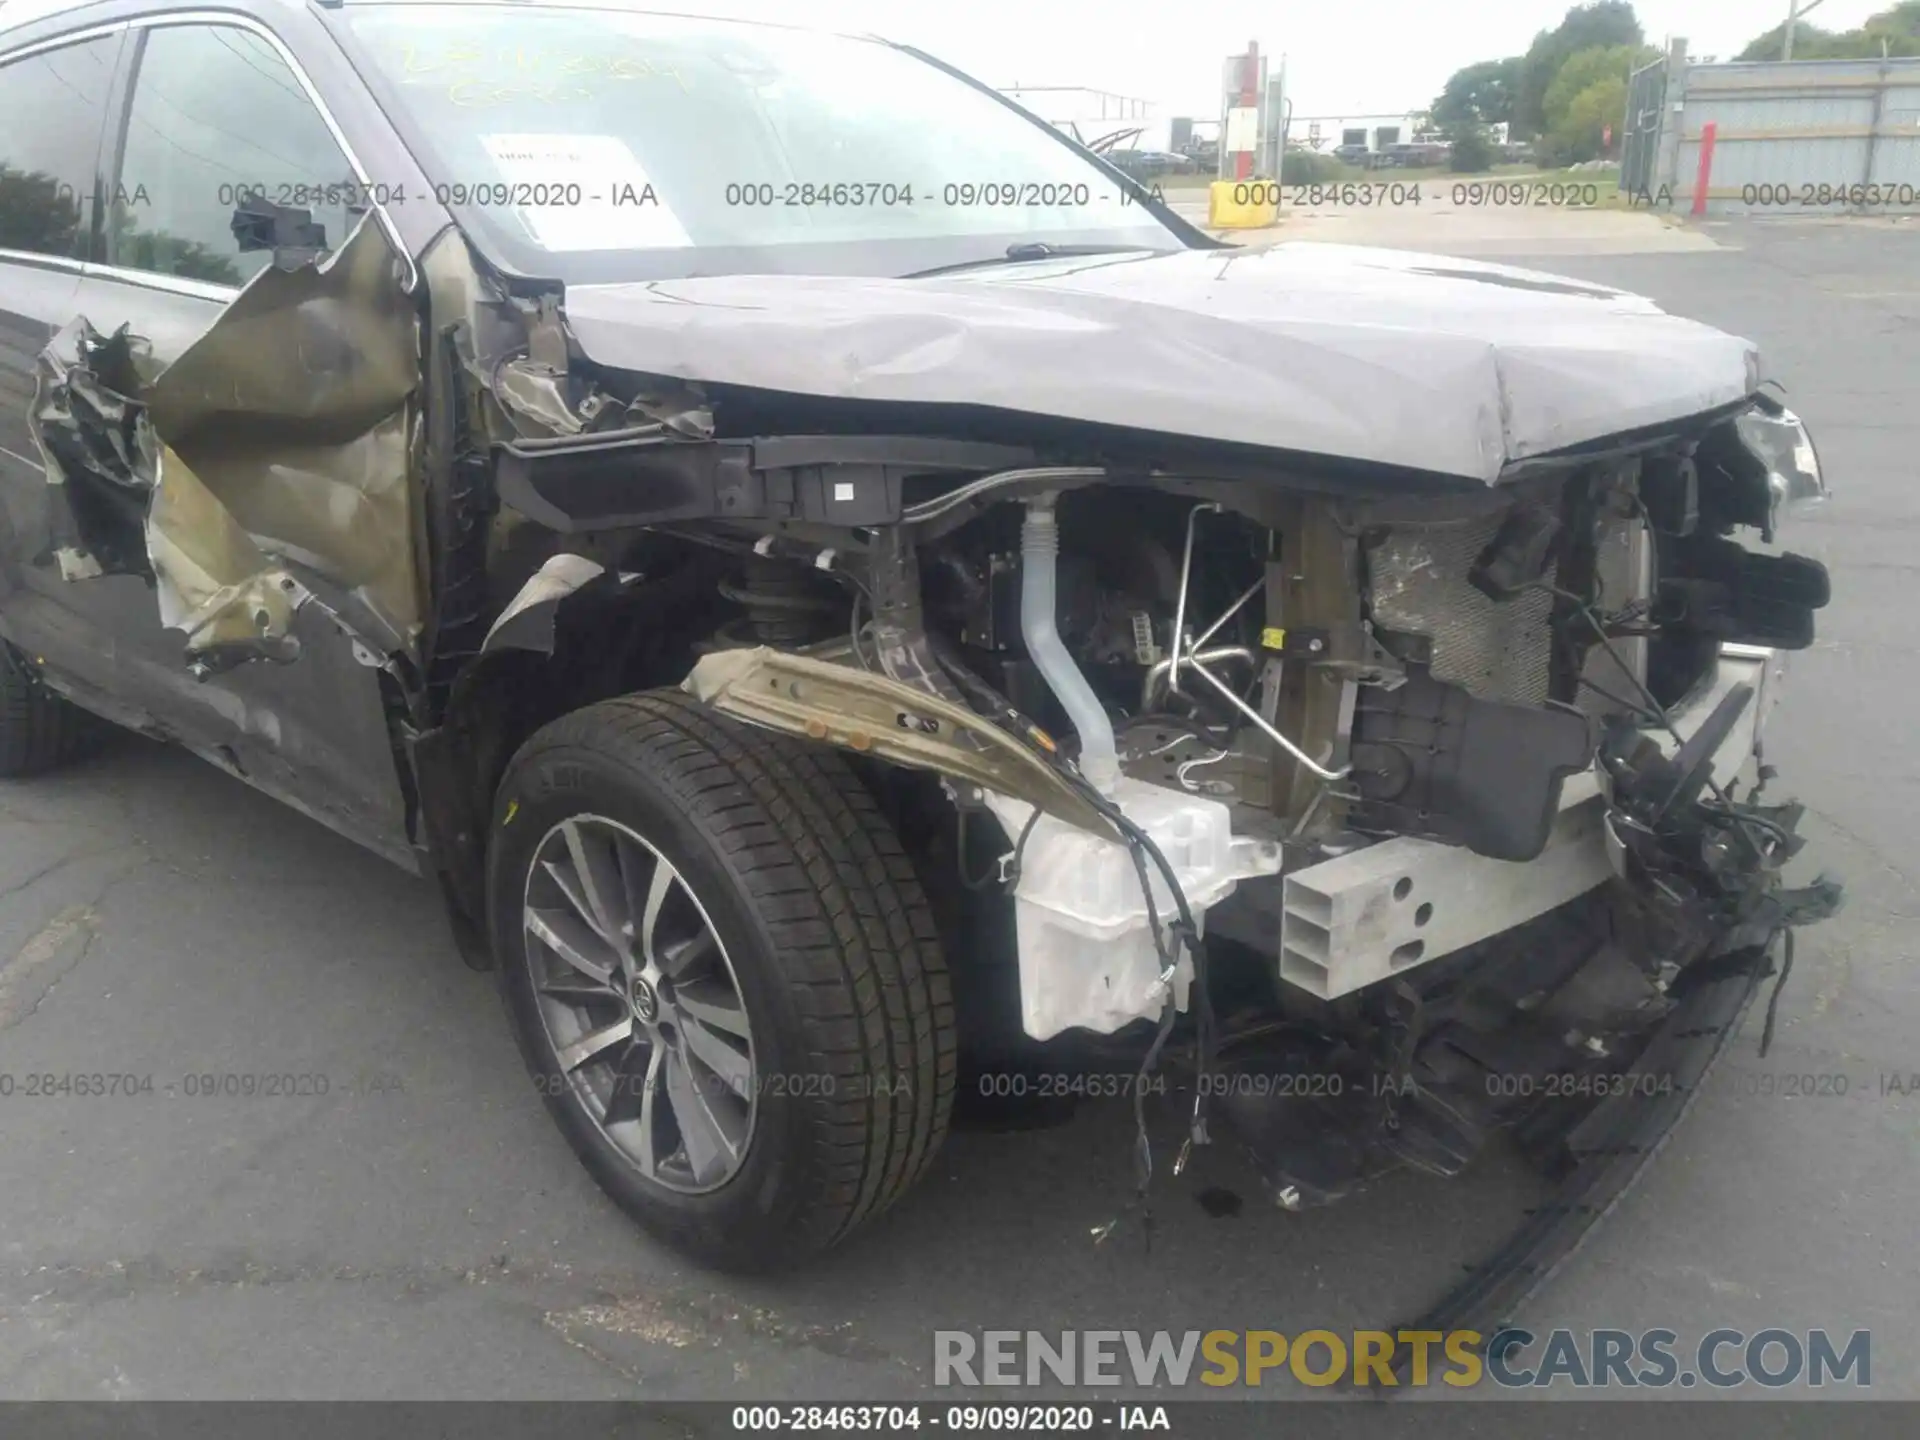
top-left (454, 255), bottom-right (1841, 1331)
top-left (663, 405), bottom-right (1837, 1331)
top-left (1190, 403), bottom-right (1842, 1237)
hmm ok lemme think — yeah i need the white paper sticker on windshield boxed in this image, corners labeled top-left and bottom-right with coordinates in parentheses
top-left (480, 134), bottom-right (690, 252)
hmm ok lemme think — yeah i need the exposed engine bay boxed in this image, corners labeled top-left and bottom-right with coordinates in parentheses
top-left (481, 346), bottom-right (1843, 1247)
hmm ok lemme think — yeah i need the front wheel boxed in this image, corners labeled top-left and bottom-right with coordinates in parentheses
top-left (0, 645), bottom-right (99, 777)
top-left (487, 691), bottom-right (956, 1269)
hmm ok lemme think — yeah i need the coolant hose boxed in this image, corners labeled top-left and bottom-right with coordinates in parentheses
top-left (1021, 495), bottom-right (1120, 793)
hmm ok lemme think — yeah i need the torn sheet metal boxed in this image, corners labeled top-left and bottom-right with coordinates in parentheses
top-left (491, 353), bottom-right (712, 442)
top-left (27, 215), bottom-right (423, 663)
top-left (561, 243), bottom-right (1762, 486)
top-left (684, 646), bottom-right (1121, 840)
top-left (143, 215), bottom-right (421, 655)
top-left (481, 552), bottom-right (607, 654)
top-left (144, 441), bottom-right (302, 661)
top-left (493, 359), bottom-right (590, 437)
top-left (413, 227), bottom-right (709, 450)
top-left (29, 320), bottom-right (160, 580)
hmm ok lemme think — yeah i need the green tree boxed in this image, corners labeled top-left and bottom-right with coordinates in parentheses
top-left (1737, 22), bottom-right (1837, 59)
top-left (1514, 1), bottom-right (1644, 136)
top-left (1738, 3), bottom-right (1920, 59)
top-left (1448, 124), bottom-right (1496, 173)
top-left (1872, 0), bottom-right (1920, 36)
top-left (1545, 76), bottom-right (1629, 164)
top-left (1542, 44), bottom-right (1650, 134)
top-left (1431, 57), bottom-right (1522, 129)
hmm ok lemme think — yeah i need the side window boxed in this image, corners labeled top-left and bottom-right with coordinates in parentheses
top-left (0, 35), bottom-right (120, 259)
top-left (112, 25), bottom-right (357, 287)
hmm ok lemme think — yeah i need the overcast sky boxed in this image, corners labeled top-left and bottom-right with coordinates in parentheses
top-left (703, 0), bottom-right (1893, 117)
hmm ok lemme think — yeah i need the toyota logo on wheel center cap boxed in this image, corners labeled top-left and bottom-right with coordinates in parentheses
top-left (631, 977), bottom-right (660, 1024)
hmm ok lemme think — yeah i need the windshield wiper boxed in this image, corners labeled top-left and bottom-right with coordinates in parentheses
top-left (902, 243), bottom-right (1160, 279)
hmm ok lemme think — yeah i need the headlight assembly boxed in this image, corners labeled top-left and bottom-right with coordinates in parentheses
top-left (1734, 394), bottom-right (1828, 535)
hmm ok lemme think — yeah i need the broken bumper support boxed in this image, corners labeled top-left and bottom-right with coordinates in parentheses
top-left (1277, 644), bottom-right (1792, 1001)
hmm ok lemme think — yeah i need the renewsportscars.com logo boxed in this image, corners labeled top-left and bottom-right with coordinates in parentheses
top-left (933, 1327), bottom-right (1872, 1390)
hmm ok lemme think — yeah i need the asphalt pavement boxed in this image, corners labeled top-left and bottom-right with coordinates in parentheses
top-left (0, 214), bottom-right (1915, 1403)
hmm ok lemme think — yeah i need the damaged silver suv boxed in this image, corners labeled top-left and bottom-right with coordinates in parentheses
top-left (0, 0), bottom-right (1838, 1340)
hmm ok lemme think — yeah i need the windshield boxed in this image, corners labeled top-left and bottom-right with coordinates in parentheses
top-left (332, 3), bottom-right (1185, 282)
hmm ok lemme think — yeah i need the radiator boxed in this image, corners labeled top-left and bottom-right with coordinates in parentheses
top-left (1364, 507), bottom-right (1558, 706)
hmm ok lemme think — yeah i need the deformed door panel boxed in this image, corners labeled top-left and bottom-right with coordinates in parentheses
top-left (0, 27), bottom-right (128, 672)
top-left (5, 16), bottom-right (427, 867)
top-left (0, 265), bottom-right (80, 596)
top-left (182, 600), bottom-right (416, 871)
top-left (47, 244), bottom-right (420, 869)
top-left (24, 280), bottom-right (205, 716)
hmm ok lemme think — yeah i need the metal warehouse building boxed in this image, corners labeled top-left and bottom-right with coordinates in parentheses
top-left (1622, 39), bottom-right (1920, 215)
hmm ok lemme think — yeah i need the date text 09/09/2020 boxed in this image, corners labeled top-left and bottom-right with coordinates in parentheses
top-left (731, 1405), bottom-right (1167, 1433)
top-left (189, 180), bottom-right (1164, 211)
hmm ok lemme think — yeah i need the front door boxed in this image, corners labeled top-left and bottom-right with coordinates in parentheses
top-left (0, 17), bottom-right (414, 868)
top-left (0, 29), bottom-right (165, 716)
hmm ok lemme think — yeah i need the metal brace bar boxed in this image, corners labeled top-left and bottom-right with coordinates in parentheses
top-left (1169, 503), bottom-right (1351, 782)
top-left (1187, 657), bottom-right (1350, 781)
top-left (1167, 502), bottom-right (1220, 697)
top-left (1192, 576), bottom-right (1265, 653)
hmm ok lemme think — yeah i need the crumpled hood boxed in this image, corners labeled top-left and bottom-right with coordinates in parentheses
top-left (560, 242), bottom-right (1763, 485)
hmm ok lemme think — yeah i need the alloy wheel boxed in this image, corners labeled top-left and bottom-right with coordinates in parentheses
top-left (521, 814), bottom-right (757, 1193)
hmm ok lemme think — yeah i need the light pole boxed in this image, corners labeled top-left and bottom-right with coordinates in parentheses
top-left (1782, 0), bottom-right (1829, 60)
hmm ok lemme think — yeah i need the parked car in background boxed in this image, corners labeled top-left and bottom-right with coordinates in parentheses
top-left (1105, 149), bottom-right (1198, 180)
top-left (1389, 141), bottom-right (1451, 168)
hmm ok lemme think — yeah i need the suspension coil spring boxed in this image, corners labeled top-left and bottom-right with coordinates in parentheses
top-left (719, 556), bottom-right (843, 645)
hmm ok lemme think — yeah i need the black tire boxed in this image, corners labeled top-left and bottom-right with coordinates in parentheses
top-left (0, 645), bottom-right (96, 777)
top-left (487, 690), bottom-right (956, 1269)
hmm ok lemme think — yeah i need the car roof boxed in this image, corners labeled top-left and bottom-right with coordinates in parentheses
top-left (0, 0), bottom-right (109, 38)
top-left (0, 0), bottom-right (301, 41)
top-left (0, 0), bottom-right (846, 42)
